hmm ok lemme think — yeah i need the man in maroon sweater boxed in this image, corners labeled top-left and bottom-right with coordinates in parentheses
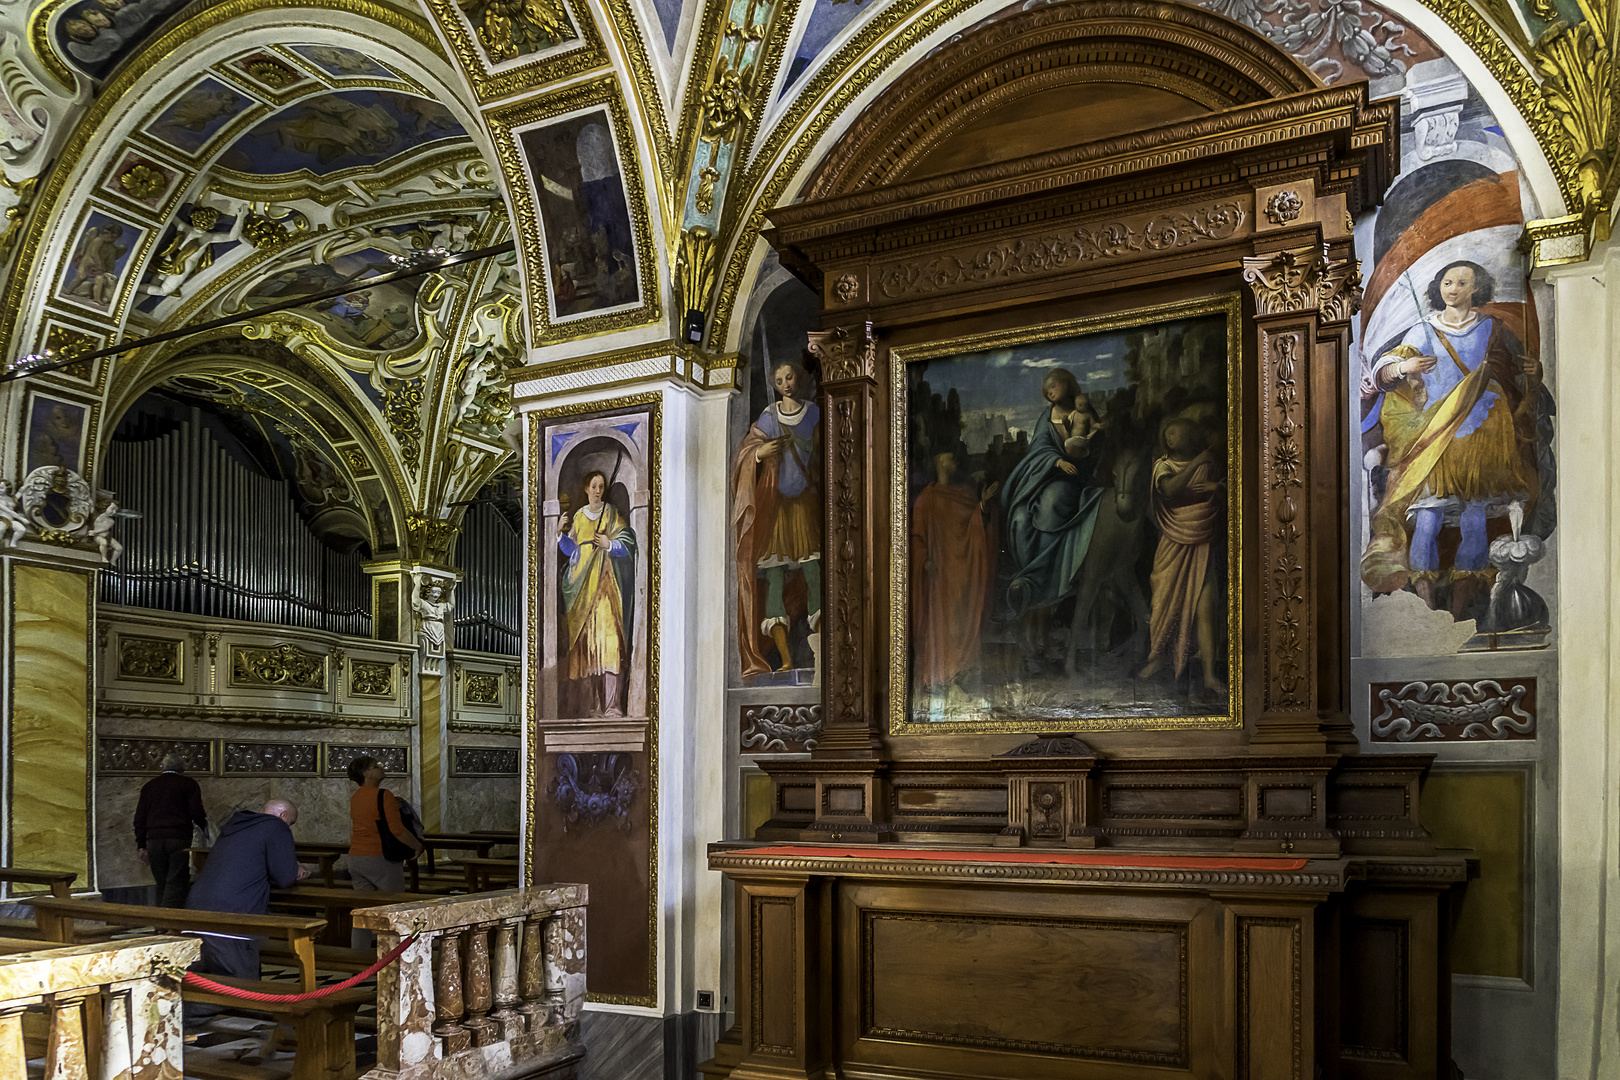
top-left (133, 754), bottom-right (209, 908)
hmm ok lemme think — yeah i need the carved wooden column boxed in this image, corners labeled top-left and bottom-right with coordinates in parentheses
top-left (1243, 242), bottom-right (1363, 755)
top-left (808, 321), bottom-right (883, 759)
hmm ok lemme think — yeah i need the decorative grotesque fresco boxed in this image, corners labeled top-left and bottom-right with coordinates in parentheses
top-left (518, 109), bottom-right (640, 318)
top-left (142, 78), bottom-right (252, 156)
top-left (287, 44), bottom-right (398, 80)
top-left (58, 210), bottom-right (143, 313)
top-left (215, 91), bottom-right (464, 176)
top-left (900, 306), bottom-right (1237, 727)
top-left (1353, 58), bottom-right (1555, 657)
top-left (54, 0), bottom-right (198, 80)
top-left (24, 394), bottom-right (88, 474)
top-left (243, 250), bottom-right (425, 352)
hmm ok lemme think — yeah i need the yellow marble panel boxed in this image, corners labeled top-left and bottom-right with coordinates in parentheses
top-left (420, 674), bottom-right (442, 833)
top-left (1422, 770), bottom-right (1525, 979)
top-left (10, 565), bottom-right (90, 881)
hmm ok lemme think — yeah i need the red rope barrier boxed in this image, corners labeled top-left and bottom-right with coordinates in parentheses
top-left (181, 934), bottom-right (418, 1003)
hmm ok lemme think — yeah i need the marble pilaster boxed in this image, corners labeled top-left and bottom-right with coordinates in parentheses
top-left (8, 562), bottom-right (91, 883)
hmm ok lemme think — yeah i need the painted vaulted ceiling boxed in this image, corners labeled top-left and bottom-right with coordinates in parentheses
top-left (0, 0), bottom-right (1611, 564)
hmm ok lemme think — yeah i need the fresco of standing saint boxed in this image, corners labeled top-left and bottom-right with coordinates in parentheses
top-left (558, 470), bottom-right (636, 717)
top-left (1361, 260), bottom-right (1548, 622)
top-left (732, 358), bottom-right (820, 678)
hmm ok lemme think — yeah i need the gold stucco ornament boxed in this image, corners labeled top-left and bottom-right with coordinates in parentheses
top-left (117, 164), bottom-right (166, 200)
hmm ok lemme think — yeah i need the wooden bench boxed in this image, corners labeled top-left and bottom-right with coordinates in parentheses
top-left (453, 857), bottom-right (520, 892)
top-left (269, 884), bottom-right (434, 948)
top-left (0, 868), bottom-right (80, 940)
top-left (418, 833), bottom-right (505, 874)
top-left (191, 843), bottom-right (351, 887)
top-left (24, 897), bottom-right (371, 1080)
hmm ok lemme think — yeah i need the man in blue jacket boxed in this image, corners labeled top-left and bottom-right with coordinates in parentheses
top-left (186, 798), bottom-right (309, 981)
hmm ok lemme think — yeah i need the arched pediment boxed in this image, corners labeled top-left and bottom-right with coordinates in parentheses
top-left (803, 0), bottom-right (1323, 201)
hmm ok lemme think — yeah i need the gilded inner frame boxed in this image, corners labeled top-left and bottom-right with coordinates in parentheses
top-left (888, 294), bottom-right (1243, 734)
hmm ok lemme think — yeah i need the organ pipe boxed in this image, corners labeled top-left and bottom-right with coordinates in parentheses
top-left (451, 497), bottom-right (520, 655)
top-left (99, 405), bottom-right (373, 637)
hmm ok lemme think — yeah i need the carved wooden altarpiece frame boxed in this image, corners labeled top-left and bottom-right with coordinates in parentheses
top-left (766, 2), bottom-right (1393, 767)
top-left (703, 9), bottom-right (1471, 1080)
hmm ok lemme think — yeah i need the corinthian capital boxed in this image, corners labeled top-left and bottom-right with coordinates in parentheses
top-left (1242, 245), bottom-right (1361, 322)
top-left (807, 321), bottom-right (878, 383)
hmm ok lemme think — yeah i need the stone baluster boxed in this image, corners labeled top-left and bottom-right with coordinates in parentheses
top-left (432, 930), bottom-right (472, 1055)
top-left (490, 919), bottom-right (523, 1039)
top-left (44, 988), bottom-right (92, 1079)
top-left (101, 985), bottom-right (132, 1080)
top-left (462, 922), bottom-right (496, 1046)
top-left (127, 973), bottom-right (185, 1080)
top-left (0, 1005), bottom-right (27, 1078)
top-left (517, 915), bottom-right (548, 1030)
top-left (542, 905), bottom-right (587, 1026)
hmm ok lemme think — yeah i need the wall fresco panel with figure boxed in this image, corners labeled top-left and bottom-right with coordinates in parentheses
top-left (530, 401), bottom-right (657, 1005)
top-left (1348, 53), bottom-right (1557, 1080)
top-left (1354, 60), bottom-right (1555, 658)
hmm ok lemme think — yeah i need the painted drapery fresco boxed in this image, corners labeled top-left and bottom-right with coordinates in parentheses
top-left (899, 305), bottom-right (1238, 727)
top-left (519, 109), bottom-right (640, 319)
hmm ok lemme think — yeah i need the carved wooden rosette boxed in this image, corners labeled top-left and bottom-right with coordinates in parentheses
top-left (1242, 242), bottom-right (1362, 754)
top-left (808, 322), bottom-right (884, 761)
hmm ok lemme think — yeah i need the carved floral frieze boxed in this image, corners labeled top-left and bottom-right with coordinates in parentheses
top-left (349, 661), bottom-right (395, 698)
top-left (230, 643), bottom-right (327, 691)
top-left (326, 744), bottom-right (410, 775)
top-left (876, 202), bottom-right (1248, 301)
top-left (117, 636), bottom-right (182, 683)
top-left (222, 742), bottom-right (320, 775)
top-left (98, 738), bottom-right (211, 776)
top-left (453, 746), bottom-right (520, 775)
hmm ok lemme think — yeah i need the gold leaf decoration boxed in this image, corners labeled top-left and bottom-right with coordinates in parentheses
top-left (117, 164), bottom-right (167, 200)
top-left (1531, 19), bottom-right (1614, 215)
top-left (675, 226), bottom-right (717, 318)
top-left (461, 0), bottom-right (576, 63)
top-left (244, 58), bottom-right (301, 87)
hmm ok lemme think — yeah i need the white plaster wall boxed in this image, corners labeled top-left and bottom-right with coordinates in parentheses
top-left (1549, 235), bottom-right (1620, 1080)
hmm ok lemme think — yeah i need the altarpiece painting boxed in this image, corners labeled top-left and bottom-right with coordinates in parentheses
top-left (892, 296), bottom-right (1241, 731)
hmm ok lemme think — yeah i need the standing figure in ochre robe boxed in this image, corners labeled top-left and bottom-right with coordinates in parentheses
top-left (1361, 260), bottom-right (1543, 618)
top-left (910, 452), bottom-right (1000, 690)
top-left (732, 359), bottom-right (820, 676)
top-left (1139, 418), bottom-right (1225, 695)
top-left (559, 470), bottom-right (636, 717)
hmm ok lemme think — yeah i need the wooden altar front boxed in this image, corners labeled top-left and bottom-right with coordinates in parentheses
top-left (705, 3), bottom-right (1469, 1078)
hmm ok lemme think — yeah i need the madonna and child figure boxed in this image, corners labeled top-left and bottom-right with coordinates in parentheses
top-left (902, 311), bottom-right (1232, 723)
top-left (1361, 260), bottom-right (1547, 621)
top-left (733, 359), bottom-right (821, 677)
top-left (559, 470), bottom-right (636, 717)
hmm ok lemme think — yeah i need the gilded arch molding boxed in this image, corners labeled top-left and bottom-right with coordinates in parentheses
top-left (706, 0), bottom-right (1598, 346)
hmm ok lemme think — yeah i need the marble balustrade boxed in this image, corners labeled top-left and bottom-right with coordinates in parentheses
top-left (353, 885), bottom-right (587, 1080)
top-left (0, 935), bottom-right (198, 1080)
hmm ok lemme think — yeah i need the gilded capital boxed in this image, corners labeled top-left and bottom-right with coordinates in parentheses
top-left (807, 322), bottom-right (878, 383)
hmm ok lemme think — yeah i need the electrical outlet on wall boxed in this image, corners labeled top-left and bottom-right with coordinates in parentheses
top-left (696, 990), bottom-right (715, 1011)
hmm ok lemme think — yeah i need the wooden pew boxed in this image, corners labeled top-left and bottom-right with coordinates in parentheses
top-left (191, 843), bottom-right (350, 887)
top-left (0, 868), bottom-right (80, 940)
top-left (454, 857), bottom-right (520, 892)
top-left (418, 833), bottom-right (503, 874)
top-left (24, 897), bottom-right (371, 1080)
top-left (270, 884), bottom-right (434, 948)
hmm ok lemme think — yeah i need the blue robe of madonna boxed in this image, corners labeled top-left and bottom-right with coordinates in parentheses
top-left (1003, 412), bottom-right (1105, 616)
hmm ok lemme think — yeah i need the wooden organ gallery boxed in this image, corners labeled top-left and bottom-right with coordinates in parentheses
top-left (0, 0), bottom-right (1612, 1075)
